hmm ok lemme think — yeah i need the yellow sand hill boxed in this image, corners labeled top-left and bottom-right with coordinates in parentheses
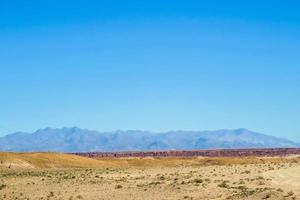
top-left (1, 152), bottom-right (299, 169)
top-left (0, 152), bottom-right (114, 169)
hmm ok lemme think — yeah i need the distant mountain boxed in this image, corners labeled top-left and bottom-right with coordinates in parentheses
top-left (0, 127), bottom-right (299, 152)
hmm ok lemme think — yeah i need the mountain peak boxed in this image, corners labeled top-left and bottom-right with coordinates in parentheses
top-left (35, 127), bottom-right (54, 133)
top-left (63, 126), bottom-right (82, 132)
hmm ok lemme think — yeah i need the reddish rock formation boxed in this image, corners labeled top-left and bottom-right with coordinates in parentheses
top-left (73, 148), bottom-right (300, 158)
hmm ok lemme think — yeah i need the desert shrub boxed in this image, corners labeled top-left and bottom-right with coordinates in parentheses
top-left (262, 193), bottom-right (271, 199)
top-left (49, 191), bottom-right (54, 197)
top-left (115, 185), bottom-right (123, 189)
top-left (237, 185), bottom-right (247, 190)
top-left (242, 170), bottom-right (251, 174)
top-left (0, 184), bottom-right (6, 190)
top-left (193, 178), bottom-right (203, 184)
top-left (218, 181), bottom-right (230, 189)
top-left (285, 191), bottom-right (294, 197)
top-left (276, 188), bottom-right (283, 192)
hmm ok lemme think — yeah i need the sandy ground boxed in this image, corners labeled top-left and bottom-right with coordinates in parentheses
top-left (0, 154), bottom-right (299, 200)
top-left (265, 165), bottom-right (300, 196)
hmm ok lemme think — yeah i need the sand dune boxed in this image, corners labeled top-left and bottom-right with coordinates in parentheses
top-left (0, 152), bottom-right (115, 169)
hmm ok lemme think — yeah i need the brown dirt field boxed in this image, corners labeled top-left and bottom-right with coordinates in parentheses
top-left (0, 152), bottom-right (299, 200)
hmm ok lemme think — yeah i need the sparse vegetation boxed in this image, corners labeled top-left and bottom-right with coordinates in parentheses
top-left (0, 153), bottom-right (299, 199)
top-left (115, 184), bottom-right (123, 189)
top-left (0, 184), bottom-right (6, 190)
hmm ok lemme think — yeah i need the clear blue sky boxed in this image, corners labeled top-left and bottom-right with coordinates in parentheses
top-left (0, 0), bottom-right (299, 141)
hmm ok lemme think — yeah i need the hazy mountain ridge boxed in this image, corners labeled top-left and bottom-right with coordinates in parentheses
top-left (0, 127), bottom-right (299, 152)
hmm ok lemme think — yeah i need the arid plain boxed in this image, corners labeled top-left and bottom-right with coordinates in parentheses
top-left (0, 153), bottom-right (299, 200)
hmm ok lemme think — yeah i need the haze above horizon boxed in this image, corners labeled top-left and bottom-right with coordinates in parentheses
top-left (0, 1), bottom-right (299, 142)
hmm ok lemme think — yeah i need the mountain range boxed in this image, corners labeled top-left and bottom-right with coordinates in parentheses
top-left (0, 127), bottom-right (299, 152)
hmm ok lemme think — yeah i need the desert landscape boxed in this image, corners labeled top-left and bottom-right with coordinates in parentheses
top-left (2, 1), bottom-right (300, 199)
top-left (1, 151), bottom-right (300, 200)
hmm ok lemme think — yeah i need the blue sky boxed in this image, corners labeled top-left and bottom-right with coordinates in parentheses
top-left (0, 0), bottom-right (299, 141)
